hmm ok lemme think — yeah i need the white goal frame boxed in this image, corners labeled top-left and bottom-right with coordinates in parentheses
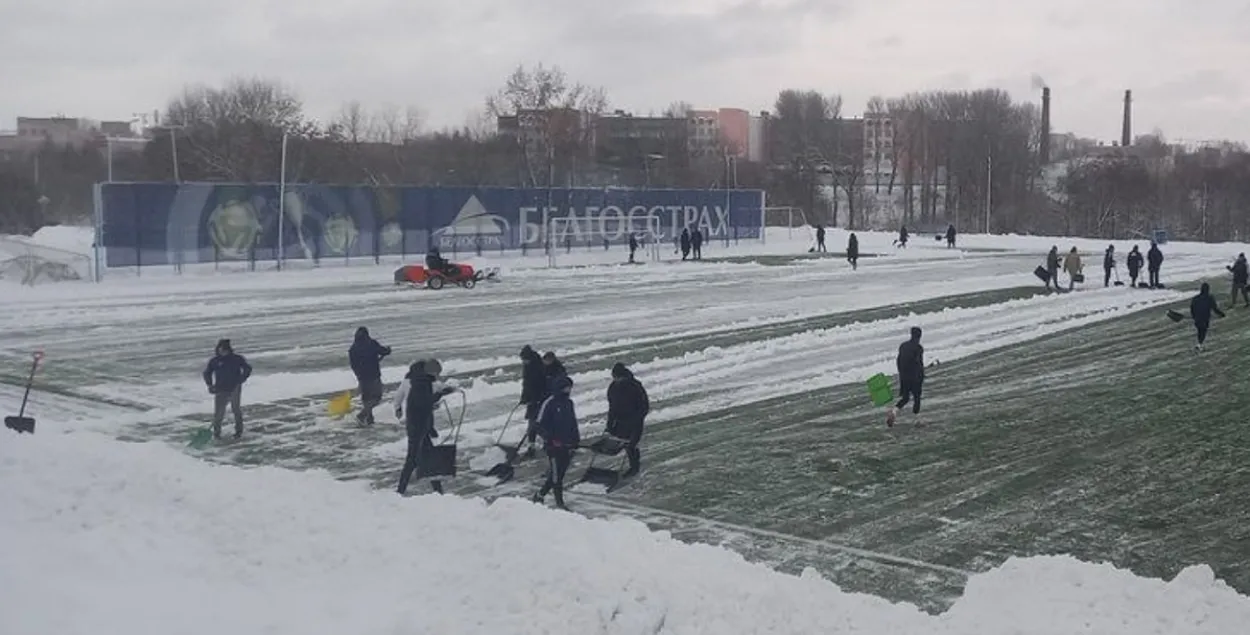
top-left (0, 236), bottom-right (93, 285)
top-left (545, 214), bottom-right (663, 267)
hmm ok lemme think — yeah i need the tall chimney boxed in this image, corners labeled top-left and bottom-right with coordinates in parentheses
top-left (1121, 90), bottom-right (1132, 147)
top-left (1040, 87), bottom-right (1051, 164)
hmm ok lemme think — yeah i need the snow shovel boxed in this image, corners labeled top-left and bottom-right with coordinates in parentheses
top-left (1166, 309), bottom-right (1188, 323)
top-left (5, 351), bottom-right (44, 434)
top-left (485, 403), bottom-right (526, 483)
top-left (1113, 267), bottom-right (1125, 287)
top-left (578, 434), bottom-right (630, 490)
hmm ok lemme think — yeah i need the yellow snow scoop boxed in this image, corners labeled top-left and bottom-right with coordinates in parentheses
top-left (327, 391), bottom-right (353, 417)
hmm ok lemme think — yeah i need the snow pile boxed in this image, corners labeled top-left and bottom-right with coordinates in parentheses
top-left (4, 430), bottom-right (1250, 635)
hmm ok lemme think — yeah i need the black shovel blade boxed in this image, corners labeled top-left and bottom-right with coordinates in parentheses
top-left (485, 462), bottom-right (515, 482)
top-left (1166, 309), bottom-right (1186, 323)
top-left (4, 416), bottom-right (35, 434)
top-left (580, 466), bottom-right (621, 488)
top-left (1114, 281), bottom-right (1125, 287)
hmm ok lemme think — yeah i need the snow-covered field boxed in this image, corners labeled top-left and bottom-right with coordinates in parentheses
top-left (3, 225), bottom-right (1249, 633)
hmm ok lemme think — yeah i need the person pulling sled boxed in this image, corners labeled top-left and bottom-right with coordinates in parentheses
top-left (396, 358), bottom-right (458, 495)
top-left (605, 363), bottom-right (649, 478)
top-left (1189, 283), bottom-right (1226, 352)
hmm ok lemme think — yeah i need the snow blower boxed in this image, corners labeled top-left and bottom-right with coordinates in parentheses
top-left (5, 351), bottom-right (44, 434)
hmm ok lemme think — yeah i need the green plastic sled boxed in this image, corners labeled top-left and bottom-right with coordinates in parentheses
top-left (188, 427), bottom-right (213, 450)
top-left (867, 373), bottom-right (894, 407)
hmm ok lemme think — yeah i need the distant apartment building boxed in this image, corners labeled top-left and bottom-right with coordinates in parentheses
top-left (594, 111), bottom-right (687, 168)
top-left (861, 113), bottom-right (895, 186)
top-left (0, 116), bottom-right (144, 160)
top-left (496, 108), bottom-right (597, 151)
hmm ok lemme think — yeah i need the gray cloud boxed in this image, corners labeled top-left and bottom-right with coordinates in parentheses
top-left (1, 0), bottom-right (1248, 142)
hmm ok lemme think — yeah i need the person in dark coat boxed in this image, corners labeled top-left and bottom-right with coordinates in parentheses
top-left (628, 233), bottom-right (639, 263)
top-left (348, 326), bottom-right (391, 426)
top-left (847, 233), bottom-right (860, 270)
top-left (886, 327), bottom-right (925, 427)
top-left (1045, 246), bottom-right (1061, 291)
top-left (945, 224), bottom-right (956, 248)
top-left (532, 375), bottom-right (580, 510)
top-left (425, 247), bottom-right (458, 277)
top-left (202, 339), bottom-right (253, 439)
top-left (1189, 283), bottom-right (1226, 352)
top-left (1126, 245), bottom-right (1144, 288)
top-left (1102, 245), bottom-right (1116, 288)
top-left (815, 225), bottom-right (827, 252)
top-left (606, 362), bottom-right (650, 477)
top-left (1147, 242), bottom-right (1164, 288)
top-left (518, 345), bottom-right (548, 456)
top-left (679, 228), bottom-right (691, 261)
top-left (397, 359), bottom-right (456, 495)
top-left (542, 351), bottom-right (567, 388)
top-left (691, 227), bottom-right (704, 260)
top-left (895, 225), bottom-right (909, 248)
top-left (1227, 253), bottom-right (1248, 307)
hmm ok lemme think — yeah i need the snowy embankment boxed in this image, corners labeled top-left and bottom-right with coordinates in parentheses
top-left (2, 429), bottom-right (1249, 635)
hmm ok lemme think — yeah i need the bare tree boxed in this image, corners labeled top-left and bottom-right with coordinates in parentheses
top-left (485, 63), bottom-right (609, 188)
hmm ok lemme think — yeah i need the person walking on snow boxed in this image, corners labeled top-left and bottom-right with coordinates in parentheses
top-left (1227, 253), bottom-right (1248, 307)
top-left (532, 375), bottom-right (580, 510)
top-left (847, 233), bottom-right (860, 270)
top-left (1126, 245), bottom-right (1144, 288)
top-left (1045, 246), bottom-right (1061, 291)
top-left (895, 225), bottom-right (909, 248)
top-left (1189, 283), bottom-right (1225, 352)
top-left (691, 227), bottom-right (704, 260)
top-left (349, 326), bottom-right (392, 426)
top-left (628, 233), bottom-right (639, 263)
top-left (1103, 244), bottom-right (1116, 287)
top-left (396, 358), bottom-right (457, 495)
top-left (202, 339), bottom-right (252, 440)
top-left (1147, 242), bottom-right (1164, 289)
top-left (1063, 247), bottom-right (1083, 291)
top-left (679, 228), bottom-right (691, 261)
top-left (606, 362), bottom-right (650, 478)
top-left (518, 345), bottom-right (548, 458)
top-left (945, 224), bottom-right (957, 249)
top-left (887, 327), bottom-right (925, 427)
top-left (815, 225), bottom-right (827, 252)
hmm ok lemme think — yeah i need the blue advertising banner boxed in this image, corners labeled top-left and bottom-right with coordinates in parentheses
top-left (97, 183), bottom-right (765, 268)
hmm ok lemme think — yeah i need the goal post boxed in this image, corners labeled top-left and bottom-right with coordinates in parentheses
top-left (545, 214), bottom-right (663, 268)
top-left (761, 207), bottom-right (809, 242)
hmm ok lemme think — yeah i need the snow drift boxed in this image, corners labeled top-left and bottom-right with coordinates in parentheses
top-left (3, 429), bottom-right (1249, 635)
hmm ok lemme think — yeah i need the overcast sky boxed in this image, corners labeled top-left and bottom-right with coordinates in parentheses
top-left (4, 0), bottom-right (1248, 143)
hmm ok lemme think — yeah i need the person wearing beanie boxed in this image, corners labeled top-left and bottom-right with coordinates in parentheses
top-left (606, 362), bottom-right (650, 477)
top-left (887, 327), bottom-right (925, 427)
top-left (202, 338), bottom-right (252, 440)
top-left (348, 326), bottom-right (392, 426)
top-left (518, 345), bottom-right (547, 456)
top-left (397, 358), bottom-right (456, 495)
top-left (533, 374), bottom-right (580, 510)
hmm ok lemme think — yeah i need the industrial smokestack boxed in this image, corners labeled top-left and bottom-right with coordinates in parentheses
top-left (1121, 90), bottom-right (1132, 147)
top-left (1040, 87), bottom-right (1051, 164)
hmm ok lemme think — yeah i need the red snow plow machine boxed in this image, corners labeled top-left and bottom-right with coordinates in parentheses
top-left (393, 263), bottom-right (499, 289)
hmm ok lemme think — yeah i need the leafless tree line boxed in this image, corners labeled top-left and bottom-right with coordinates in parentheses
top-left (1, 67), bottom-right (1247, 240)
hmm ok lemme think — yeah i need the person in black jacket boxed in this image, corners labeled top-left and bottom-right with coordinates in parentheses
top-left (1228, 253), bottom-right (1248, 307)
top-left (1102, 245), bottom-right (1116, 287)
top-left (606, 362), bottom-right (650, 477)
top-left (815, 225), bottom-right (827, 252)
top-left (203, 339), bottom-right (253, 439)
top-left (847, 233), bottom-right (860, 270)
top-left (628, 233), bottom-right (639, 263)
top-left (397, 359), bottom-right (456, 495)
top-left (1126, 245), bottom-right (1144, 288)
top-left (542, 351), bottom-right (567, 387)
top-left (679, 228), bottom-right (691, 261)
top-left (691, 227), bottom-right (704, 260)
top-left (518, 345), bottom-right (547, 456)
top-left (945, 224), bottom-right (956, 249)
top-left (886, 327), bottom-right (925, 427)
top-left (348, 326), bottom-right (391, 426)
top-left (1147, 242), bottom-right (1164, 288)
top-left (532, 375), bottom-right (580, 510)
top-left (1190, 283), bottom-right (1226, 352)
